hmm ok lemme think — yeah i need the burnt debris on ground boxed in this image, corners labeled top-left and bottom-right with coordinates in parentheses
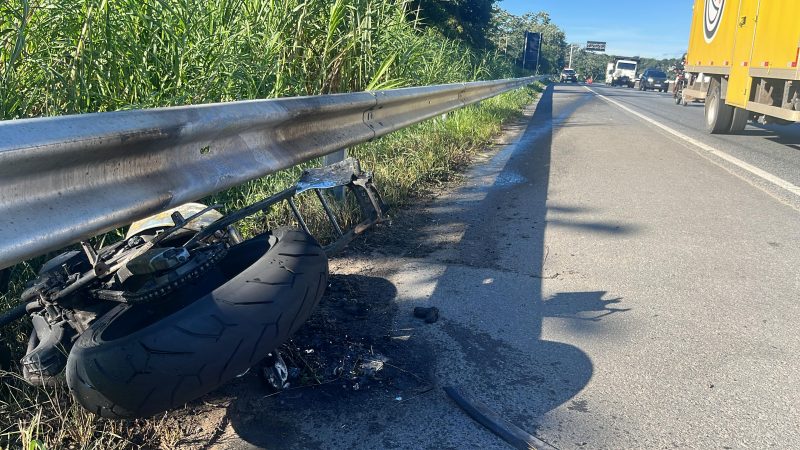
top-left (210, 271), bottom-right (436, 448)
top-left (259, 273), bottom-right (433, 396)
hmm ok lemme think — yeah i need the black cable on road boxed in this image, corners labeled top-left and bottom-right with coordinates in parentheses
top-left (444, 385), bottom-right (559, 450)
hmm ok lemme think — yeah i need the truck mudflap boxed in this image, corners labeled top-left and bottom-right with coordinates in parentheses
top-left (681, 87), bottom-right (707, 104)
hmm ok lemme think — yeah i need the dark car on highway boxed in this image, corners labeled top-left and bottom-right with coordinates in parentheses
top-left (560, 68), bottom-right (577, 83)
top-left (639, 68), bottom-right (669, 92)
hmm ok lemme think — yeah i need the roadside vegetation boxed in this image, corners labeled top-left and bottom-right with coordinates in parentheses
top-left (0, 0), bottom-right (524, 118)
top-left (1, 0), bottom-right (548, 447)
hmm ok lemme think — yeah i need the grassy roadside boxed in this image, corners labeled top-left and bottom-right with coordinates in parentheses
top-left (0, 82), bottom-right (543, 449)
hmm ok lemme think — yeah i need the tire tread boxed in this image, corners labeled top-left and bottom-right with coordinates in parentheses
top-left (66, 228), bottom-right (328, 418)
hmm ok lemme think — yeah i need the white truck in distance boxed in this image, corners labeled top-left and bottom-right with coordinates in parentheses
top-left (606, 59), bottom-right (638, 88)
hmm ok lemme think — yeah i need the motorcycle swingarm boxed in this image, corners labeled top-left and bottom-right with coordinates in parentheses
top-left (194, 157), bottom-right (388, 255)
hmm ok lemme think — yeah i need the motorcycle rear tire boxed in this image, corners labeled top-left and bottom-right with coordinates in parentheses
top-left (66, 228), bottom-right (328, 418)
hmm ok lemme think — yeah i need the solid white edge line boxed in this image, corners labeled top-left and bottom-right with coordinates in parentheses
top-left (583, 86), bottom-right (800, 199)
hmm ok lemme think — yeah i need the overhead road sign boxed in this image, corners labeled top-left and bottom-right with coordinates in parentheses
top-left (586, 41), bottom-right (606, 52)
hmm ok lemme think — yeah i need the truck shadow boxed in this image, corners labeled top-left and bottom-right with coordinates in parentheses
top-left (737, 124), bottom-right (800, 151)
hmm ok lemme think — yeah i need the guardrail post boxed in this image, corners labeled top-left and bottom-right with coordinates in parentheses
top-left (323, 149), bottom-right (348, 200)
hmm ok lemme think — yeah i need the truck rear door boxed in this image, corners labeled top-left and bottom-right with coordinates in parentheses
top-left (726, 0), bottom-right (759, 108)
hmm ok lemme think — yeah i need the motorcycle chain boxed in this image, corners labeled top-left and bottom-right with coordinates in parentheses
top-left (93, 244), bottom-right (228, 304)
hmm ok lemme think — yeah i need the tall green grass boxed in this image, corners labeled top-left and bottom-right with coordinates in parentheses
top-left (1, 0), bottom-right (520, 118)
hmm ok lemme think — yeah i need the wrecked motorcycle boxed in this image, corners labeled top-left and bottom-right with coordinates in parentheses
top-left (0, 158), bottom-right (386, 418)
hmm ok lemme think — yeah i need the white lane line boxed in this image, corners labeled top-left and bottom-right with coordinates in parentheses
top-left (583, 86), bottom-right (800, 200)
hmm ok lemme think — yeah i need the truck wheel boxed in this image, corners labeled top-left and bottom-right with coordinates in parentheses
top-left (729, 107), bottom-right (748, 133)
top-left (66, 228), bottom-right (328, 418)
top-left (705, 78), bottom-right (734, 133)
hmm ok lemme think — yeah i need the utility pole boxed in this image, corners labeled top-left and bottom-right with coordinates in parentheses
top-left (569, 45), bottom-right (574, 68)
top-left (522, 32), bottom-right (529, 69)
top-left (567, 44), bottom-right (582, 69)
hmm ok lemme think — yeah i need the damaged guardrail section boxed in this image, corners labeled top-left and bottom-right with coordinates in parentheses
top-left (0, 76), bottom-right (538, 269)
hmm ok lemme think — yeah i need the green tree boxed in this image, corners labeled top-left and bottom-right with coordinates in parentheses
top-left (410, 0), bottom-right (496, 48)
top-left (488, 8), bottom-right (567, 74)
top-left (637, 56), bottom-right (684, 77)
top-left (569, 46), bottom-right (612, 80)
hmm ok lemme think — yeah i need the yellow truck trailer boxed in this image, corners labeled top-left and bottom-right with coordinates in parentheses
top-left (680, 0), bottom-right (800, 133)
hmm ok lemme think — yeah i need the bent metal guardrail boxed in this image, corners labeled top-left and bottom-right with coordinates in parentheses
top-left (0, 76), bottom-right (541, 269)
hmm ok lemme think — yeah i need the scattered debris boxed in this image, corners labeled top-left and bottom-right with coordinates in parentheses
top-left (413, 306), bottom-right (440, 323)
top-left (257, 274), bottom-right (431, 396)
top-left (261, 352), bottom-right (289, 392)
top-left (360, 355), bottom-right (388, 376)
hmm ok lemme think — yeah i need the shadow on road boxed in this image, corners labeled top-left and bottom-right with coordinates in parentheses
top-left (737, 124), bottom-right (800, 151)
top-left (383, 84), bottom-right (634, 443)
top-left (216, 85), bottom-right (636, 449)
top-left (543, 291), bottom-right (629, 322)
top-left (416, 85), bottom-right (589, 438)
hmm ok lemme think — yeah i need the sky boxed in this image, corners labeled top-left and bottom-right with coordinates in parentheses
top-left (498, 0), bottom-right (696, 58)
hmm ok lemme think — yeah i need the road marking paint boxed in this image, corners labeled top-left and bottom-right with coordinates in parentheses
top-left (583, 86), bottom-right (800, 201)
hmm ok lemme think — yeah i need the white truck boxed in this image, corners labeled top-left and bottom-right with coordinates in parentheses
top-left (605, 58), bottom-right (638, 88)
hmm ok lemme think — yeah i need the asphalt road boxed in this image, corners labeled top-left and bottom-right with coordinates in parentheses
top-left (587, 83), bottom-right (800, 209)
top-left (219, 83), bottom-right (800, 449)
